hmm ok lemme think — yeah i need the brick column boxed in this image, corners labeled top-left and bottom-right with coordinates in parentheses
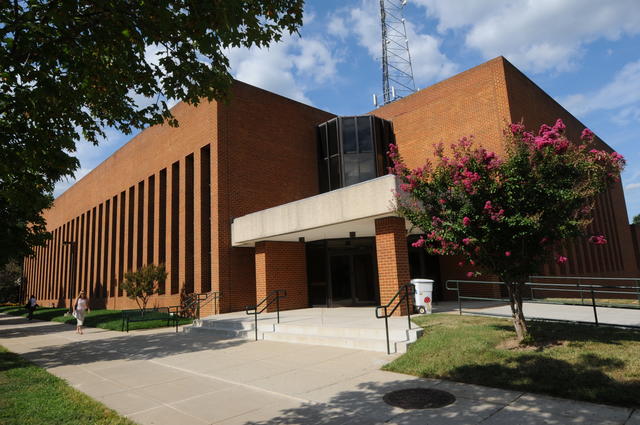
top-left (255, 241), bottom-right (308, 312)
top-left (375, 217), bottom-right (411, 316)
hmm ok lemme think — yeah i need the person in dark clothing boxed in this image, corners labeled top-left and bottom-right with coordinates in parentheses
top-left (26, 295), bottom-right (37, 320)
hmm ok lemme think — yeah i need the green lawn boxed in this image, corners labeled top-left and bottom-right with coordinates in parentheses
top-left (384, 314), bottom-right (640, 408)
top-left (0, 305), bottom-right (192, 331)
top-left (0, 345), bottom-right (136, 425)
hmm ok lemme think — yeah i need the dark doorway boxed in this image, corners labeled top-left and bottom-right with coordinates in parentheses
top-left (306, 238), bottom-right (379, 307)
top-left (330, 254), bottom-right (352, 305)
top-left (329, 250), bottom-right (377, 306)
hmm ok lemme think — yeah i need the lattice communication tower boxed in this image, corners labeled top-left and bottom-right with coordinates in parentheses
top-left (378, 0), bottom-right (417, 105)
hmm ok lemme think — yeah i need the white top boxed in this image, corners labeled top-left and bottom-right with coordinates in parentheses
top-left (76, 298), bottom-right (88, 311)
top-left (29, 297), bottom-right (37, 307)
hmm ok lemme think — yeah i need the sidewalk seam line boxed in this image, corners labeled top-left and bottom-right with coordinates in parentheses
top-left (148, 358), bottom-right (317, 405)
top-left (478, 392), bottom-right (524, 423)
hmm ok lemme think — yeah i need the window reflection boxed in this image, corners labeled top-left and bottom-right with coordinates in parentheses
top-left (342, 118), bottom-right (357, 154)
top-left (317, 115), bottom-right (394, 193)
top-left (357, 116), bottom-right (373, 153)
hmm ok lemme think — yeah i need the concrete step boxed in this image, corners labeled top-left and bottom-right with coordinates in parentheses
top-left (184, 318), bottom-right (276, 339)
top-left (187, 316), bottom-right (422, 354)
top-left (183, 325), bottom-right (255, 339)
top-left (272, 323), bottom-right (420, 341)
top-left (195, 319), bottom-right (256, 331)
top-left (262, 331), bottom-right (402, 353)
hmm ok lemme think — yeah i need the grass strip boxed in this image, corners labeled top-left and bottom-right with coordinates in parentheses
top-left (384, 314), bottom-right (640, 407)
top-left (0, 306), bottom-right (192, 331)
top-left (0, 345), bottom-right (137, 425)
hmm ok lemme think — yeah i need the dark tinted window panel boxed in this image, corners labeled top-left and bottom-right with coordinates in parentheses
top-left (318, 125), bottom-right (328, 159)
top-left (328, 120), bottom-right (338, 156)
top-left (343, 154), bottom-right (359, 186)
top-left (357, 116), bottom-right (373, 153)
top-left (341, 118), bottom-right (357, 154)
top-left (329, 156), bottom-right (341, 190)
top-left (319, 159), bottom-right (330, 193)
top-left (317, 115), bottom-right (394, 192)
top-left (359, 154), bottom-right (376, 181)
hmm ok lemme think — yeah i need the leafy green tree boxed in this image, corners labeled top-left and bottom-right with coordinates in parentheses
top-left (390, 120), bottom-right (624, 341)
top-left (121, 264), bottom-right (168, 312)
top-left (633, 214), bottom-right (640, 225)
top-left (0, 260), bottom-right (22, 303)
top-left (0, 1), bottom-right (304, 266)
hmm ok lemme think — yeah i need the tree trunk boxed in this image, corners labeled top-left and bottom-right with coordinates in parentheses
top-left (505, 280), bottom-right (529, 342)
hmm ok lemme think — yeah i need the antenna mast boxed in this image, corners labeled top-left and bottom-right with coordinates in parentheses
top-left (379, 0), bottom-right (416, 105)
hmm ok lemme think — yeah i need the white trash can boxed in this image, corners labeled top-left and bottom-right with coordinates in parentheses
top-left (412, 279), bottom-right (434, 314)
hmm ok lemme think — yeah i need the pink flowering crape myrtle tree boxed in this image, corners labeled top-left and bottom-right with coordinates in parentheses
top-left (389, 120), bottom-right (625, 342)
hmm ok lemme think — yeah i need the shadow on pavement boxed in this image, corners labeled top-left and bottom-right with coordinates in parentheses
top-left (22, 332), bottom-right (247, 368)
top-left (446, 353), bottom-right (639, 409)
top-left (0, 315), bottom-right (247, 368)
top-left (241, 377), bottom-right (631, 425)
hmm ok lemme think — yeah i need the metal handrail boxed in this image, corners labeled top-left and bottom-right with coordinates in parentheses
top-left (196, 291), bottom-right (221, 318)
top-left (375, 283), bottom-right (414, 355)
top-left (245, 289), bottom-right (287, 341)
top-left (445, 277), bottom-right (640, 328)
top-left (168, 291), bottom-right (221, 321)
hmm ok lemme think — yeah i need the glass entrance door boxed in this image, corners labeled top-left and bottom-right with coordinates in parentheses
top-left (306, 238), bottom-right (379, 307)
top-left (353, 253), bottom-right (375, 303)
top-left (330, 255), bottom-right (352, 306)
top-left (329, 250), bottom-right (377, 306)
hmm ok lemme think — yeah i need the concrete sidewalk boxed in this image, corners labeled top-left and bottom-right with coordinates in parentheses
top-left (1, 314), bottom-right (637, 425)
top-left (434, 300), bottom-right (640, 328)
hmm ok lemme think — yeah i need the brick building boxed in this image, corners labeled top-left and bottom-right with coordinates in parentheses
top-left (21, 57), bottom-right (638, 313)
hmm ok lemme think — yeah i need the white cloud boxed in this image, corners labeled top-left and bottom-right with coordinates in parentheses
top-left (345, 0), bottom-right (457, 86)
top-left (327, 16), bottom-right (349, 39)
top-left (625, 182), bottom-right (640, 192)
top-left (413, 0), bottom-right (640, 73)
top-left (561, 59), bottom-right (640, 117)
top-left (227, 31), bottom-right (340, 105)
top-left (53, 128), bottom-right (130, 198)
top-left (405, 24), bottom-right (458, 84)
top-left (612, 106), bottom-right (640, 126)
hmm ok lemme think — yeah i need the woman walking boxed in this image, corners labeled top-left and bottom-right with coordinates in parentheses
top-left (73, 292), bottom-right (89, 334)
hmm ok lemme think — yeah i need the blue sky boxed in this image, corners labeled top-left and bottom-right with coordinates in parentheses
top-left (55, 0), bottom-right (640, 220)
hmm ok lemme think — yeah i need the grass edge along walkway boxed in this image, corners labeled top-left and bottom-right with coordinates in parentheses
top-left (383, 314), bottom-right (640, 408)
top-left (0, 345), bottom-right (137, 425)
top-left (0, 305), bottom-right (192, 331)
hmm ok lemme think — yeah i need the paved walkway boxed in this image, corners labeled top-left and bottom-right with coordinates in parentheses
top-left (434, 300), bottom-right (640, 327)
top-left (1, 314), bottom-right (638, 425)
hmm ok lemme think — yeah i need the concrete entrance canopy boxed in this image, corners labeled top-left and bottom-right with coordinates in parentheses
top-left (231, 174), bottom-right (410, 247)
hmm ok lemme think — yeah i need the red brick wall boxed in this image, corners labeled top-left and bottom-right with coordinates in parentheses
top-left (23, 58), bottom-right (639, 312)
top-left (255, 241), bottom-right (308, 312)
top-left (372, 57), bottom-right (511, 169)
top-left (214, 81), bottom-right (334, 313)
top-left (375, 217), bottom-right (412, 315)
top-left (27, 100), bottom-right (218, 309)
top-left (630, 224), bottom-right (640, 271)
top-left (24, 81), bottom-right (333, 313)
